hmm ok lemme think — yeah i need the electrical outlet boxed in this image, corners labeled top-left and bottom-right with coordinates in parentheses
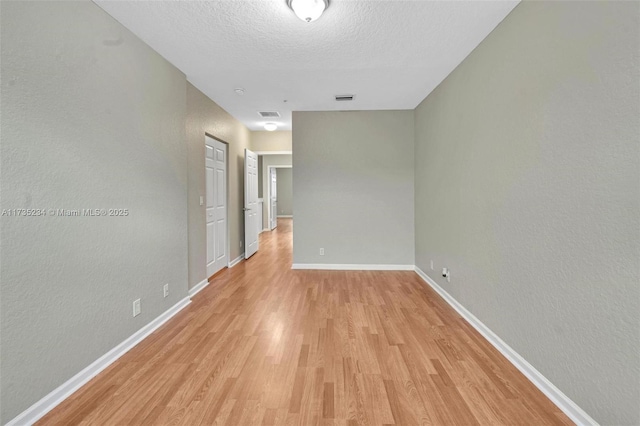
top-left (132, 299), bottom-right (141, 317)
top-left (163, 283), bottom-right (169, 298)
top-left (430, 260), bottom-right (434, 270)
top-left (199, 196), bottom-right (204, 206)
top-left (442, 268), bottom-right (451, 283)
top-left (319, 248), bottom-right (324, 256)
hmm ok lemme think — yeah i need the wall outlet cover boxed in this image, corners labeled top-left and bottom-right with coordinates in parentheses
top-left (133, 299), bottom-right (141, 317)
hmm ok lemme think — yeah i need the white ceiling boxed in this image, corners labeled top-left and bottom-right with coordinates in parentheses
top-left (94, 0), bottom-right (519, 131)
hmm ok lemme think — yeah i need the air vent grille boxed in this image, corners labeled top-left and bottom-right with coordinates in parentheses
top-left (258, 111), bottom-right (281, 118)
top-left (335, 94), bottom-right (354, 101)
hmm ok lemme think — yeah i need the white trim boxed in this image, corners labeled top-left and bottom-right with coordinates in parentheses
top-left (254, 150), bottom-right (292, 155)
top-left (277, 215), bottom-right (293, 218)
top-left (6, 297), bottom-right (191, 426)
top-left (228, 253), bottom-right (245, 268)
top-left (292, 264), bottom-right (415, 271)
top-left (413, 267), bottom-right (598, 426)
top-left (189, 279), bottom-right (209, 298)
top-left (262, 228), bottom-right (270, 233)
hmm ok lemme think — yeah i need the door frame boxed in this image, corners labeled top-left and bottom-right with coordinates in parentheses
top-left (267, 165), bottom-right (293, 231)
top-left (204, 133), bottom-right (231, 276)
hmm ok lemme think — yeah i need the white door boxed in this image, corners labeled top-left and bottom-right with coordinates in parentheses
top-left (270, 168), bottom-right (278, 230)
top-left (206, 137), bottom-right (228, 277)
top-left (244, 149), bottom-right (259, 259)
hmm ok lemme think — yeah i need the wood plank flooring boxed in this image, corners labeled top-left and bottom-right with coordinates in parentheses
top-left (38, 219), bottom-right (572, 425)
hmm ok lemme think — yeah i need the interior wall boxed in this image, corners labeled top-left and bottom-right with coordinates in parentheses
top-left (0, 1), bottom-right (189, 422)
top-left (275, 168), bottom-right (293, 216)
top-left (186, 82), bottom-right (250, 286)
top-left (260, 155), bottom-right (292, 230)
top-left (293, 111), bottom-right (414, 266)
top-left (250, 130), bottom-right (292, 152)
top-left (413, 2), bottom-right (640, 424)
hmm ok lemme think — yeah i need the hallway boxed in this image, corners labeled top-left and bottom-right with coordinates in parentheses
top-left (39, 219), bottom-right (570, 425)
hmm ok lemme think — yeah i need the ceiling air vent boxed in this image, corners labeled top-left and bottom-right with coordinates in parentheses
top-left (258, 111), bottom-right (281, 118)
top-left (335, 94), bottom-right (355, 101)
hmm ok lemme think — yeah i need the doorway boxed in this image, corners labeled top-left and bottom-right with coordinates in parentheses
top-left (205, 136), bottom-right (228, 277)
top-left (267, 165), bottom-right (293, 231)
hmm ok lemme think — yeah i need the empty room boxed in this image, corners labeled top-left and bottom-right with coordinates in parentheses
top-left (1, 0), bottom-right (638, 425)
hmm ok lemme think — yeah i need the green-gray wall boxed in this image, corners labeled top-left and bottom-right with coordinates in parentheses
top-left (1, 1), bottom-right (189, 422)
top-left (293, 111), bottom-right (415, 266)
top-left (1, 1), bottom-right (255, 422)
top-left (2, 0), bottom-right (638, 424)
top-left (413, 2), bottom-right (639, 424)
top-left (276, 168), bottom-right (293, 216)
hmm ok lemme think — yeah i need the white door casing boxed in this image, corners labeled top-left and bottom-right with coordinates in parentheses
top-left (244, 149), bottom-right (259, 259)
top-left (270, 167), bottom-right (277, 230)
top-left (206, 137), bottom-right (228, 277)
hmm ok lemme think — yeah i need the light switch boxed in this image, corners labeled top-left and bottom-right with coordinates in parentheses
top-left (199, 196), bottom-right (204, 206)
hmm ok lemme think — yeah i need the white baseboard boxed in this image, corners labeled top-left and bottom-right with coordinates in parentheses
top-left (6, 296), bottom-right (191, 426)
top-left (6, 262), bottom-right (596, 426)
top-left (228, 253), bottom-right (245, 268)
top-left (276, 215), bottom-right (293, 218)
top-left (413, 267), bottom-right (597, 426)
top-left (262, 228), bottom-right (270, 233)
top-left (292, 264), bottom-right (415, 271)
top-left (188, 278), bottom-right (209, 298)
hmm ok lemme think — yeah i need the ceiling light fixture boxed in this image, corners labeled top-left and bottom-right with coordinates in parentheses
top-left (264, 123), bottom-right (278, 131)
top-left (287, 0), bottom-right (328, 23)
top-left (234, 88), bottom-right (245, 95)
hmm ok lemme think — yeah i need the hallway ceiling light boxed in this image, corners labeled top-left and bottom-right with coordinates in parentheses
top-left (264, 123), bottom-right (278, 131)
top-left (287, 0), bottom-right (328, 23)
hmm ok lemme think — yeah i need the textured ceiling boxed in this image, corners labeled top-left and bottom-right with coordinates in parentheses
top-left (94, 0), bottom-right (519, 130)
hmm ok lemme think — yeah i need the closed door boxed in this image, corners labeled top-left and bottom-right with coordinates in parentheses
top-left (270, 168), bottom-right (277, 230)
top-left (206, 137), bottom-right (228, 277)
top-left (244, 149), bottom-right (259, 259)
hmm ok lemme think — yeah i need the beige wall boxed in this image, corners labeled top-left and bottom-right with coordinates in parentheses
top-left (1, 1), bottom-right (188, 422)
top-left (250, 130), bottom-right (292, 152)
top-left (187, 83), bottom-right (250, 287)
top-left (414, 2), bottom-right (639, 424)
top-left (293, 111), bottom-right (414, 266)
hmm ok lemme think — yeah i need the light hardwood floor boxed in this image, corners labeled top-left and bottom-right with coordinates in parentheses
top-left (38, 218), bottom-right (572, 425)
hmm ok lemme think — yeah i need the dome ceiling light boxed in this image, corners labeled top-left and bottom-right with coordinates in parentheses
top-left (287, 0), bottom-right (329, 23)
